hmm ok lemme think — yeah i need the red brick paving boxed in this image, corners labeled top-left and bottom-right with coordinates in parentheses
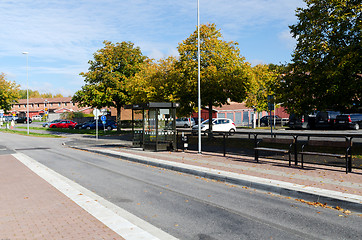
top-left (0, 154), bottom-right (124, 240)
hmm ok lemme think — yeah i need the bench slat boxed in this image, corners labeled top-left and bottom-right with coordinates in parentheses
top-left (301, 151), bottom-right (346, 158)
top-left (262, 138), bottom-right (294, 144)
top-left (255, 147), bottom-right (289, 153)
top-left (308, 140), bottom-right (350, 148)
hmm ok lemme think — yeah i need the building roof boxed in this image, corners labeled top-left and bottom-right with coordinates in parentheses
top-left (214, 102), bottom-right (249, 112)
top-left (16, 97), bottom-right (72, 104)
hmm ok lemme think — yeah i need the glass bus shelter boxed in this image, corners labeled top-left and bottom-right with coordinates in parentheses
top-left (125, 102), bottom-right (179, 151)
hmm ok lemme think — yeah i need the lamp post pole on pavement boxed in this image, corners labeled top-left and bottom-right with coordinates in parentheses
top-left (23, 52), bottom-right (29, 135)
top-left (197, 0), bottom-right (202, 154)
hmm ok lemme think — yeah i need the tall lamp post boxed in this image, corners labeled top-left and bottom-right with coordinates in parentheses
top-left (22, 52), bottom-right (29, 134)
top-left (197, 0), bottom-right (202, 154)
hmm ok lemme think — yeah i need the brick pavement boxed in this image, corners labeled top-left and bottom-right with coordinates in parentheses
top-left (0, 154), bottom-right (124, 240)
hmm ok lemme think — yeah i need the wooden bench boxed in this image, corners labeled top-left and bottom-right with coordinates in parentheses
top-left (254, 138), bottom-right (295, 166)
top-left (300, 140), bottom-right (352, 173)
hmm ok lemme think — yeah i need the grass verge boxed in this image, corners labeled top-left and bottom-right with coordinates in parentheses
top-left (0, 128), bottom-right (63, 138)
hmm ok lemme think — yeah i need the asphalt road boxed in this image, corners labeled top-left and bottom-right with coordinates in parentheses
top-left (1, 132), bottom-right (361, 239)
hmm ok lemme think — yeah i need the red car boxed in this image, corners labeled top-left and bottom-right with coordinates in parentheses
top-left (49, 120), bottom-right (77, 129)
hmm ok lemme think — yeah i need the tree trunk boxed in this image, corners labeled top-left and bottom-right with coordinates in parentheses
top-left (116, 104), bottom-right (122, 133)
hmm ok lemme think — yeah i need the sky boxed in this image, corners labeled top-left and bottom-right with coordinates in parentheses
top-left (0, 0), bottom-right (305, 97)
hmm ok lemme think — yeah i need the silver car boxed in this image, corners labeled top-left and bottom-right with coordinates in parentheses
top-left (176, 117), bottom-right (195, 128)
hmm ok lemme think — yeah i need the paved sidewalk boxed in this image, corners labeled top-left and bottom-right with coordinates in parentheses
top-left (0, 152), bottom-right (175, 240)
top-left (0, 154), bottom-right (123, 240)
top-left (67, 138), bottom-right (362, 212)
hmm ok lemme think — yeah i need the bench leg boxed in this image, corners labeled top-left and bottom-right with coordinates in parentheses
top-left (255, 150), bottom-right (259, 163)
top-left (288, 152), bottom-right (291, 167)
top-left (301, 154), bottom-right (304, 169)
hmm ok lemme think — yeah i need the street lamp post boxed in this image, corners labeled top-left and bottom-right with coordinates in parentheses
top-left (197, 0), bottom-right (202, 154)
top-left (22, 52), bottom-right (29, 134)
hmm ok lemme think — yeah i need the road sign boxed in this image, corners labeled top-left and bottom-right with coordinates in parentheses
top-left (101, 115), bottom-right (106, 121)
top-left (102, 120), bottom-right (106, 125)
top-left (93, 109), bottom-right (101, 119)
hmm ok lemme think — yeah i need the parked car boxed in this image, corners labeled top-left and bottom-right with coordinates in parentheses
top-left (74, 120), bottom-right (93, 129)
top-left (288, 113), bottom-right (316, 129)
top-left (43, 119), bottom-right (61, 127)
top-left (176, 117), bottom-right (195, 128)
top-left (16, 117), bottom-right (32, 124)
top-left (259, 115), bottom-right (286, 126)
top-left (32, 115), bottom-right (42, 121)
top-left (192, 118), bottom-right (204, 125)
top-left (81, 120), bottom-right (117, 131)
top-left (335, 114), bottom-right (362, 130)
top-left (49, 120), bottom-right (77, 129)
top-left (315, 111), bottom-right (340, 129)
top-left (192, 118), bottom-right (236, 135)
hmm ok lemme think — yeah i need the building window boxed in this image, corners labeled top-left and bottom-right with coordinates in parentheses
top-left (58, 103), bottom-right (61, 106)
top-left (64, 103), bottom-right (67, 106)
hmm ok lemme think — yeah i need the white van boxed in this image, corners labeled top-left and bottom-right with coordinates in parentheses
top-left (32, 115), bottom-right (42, 121)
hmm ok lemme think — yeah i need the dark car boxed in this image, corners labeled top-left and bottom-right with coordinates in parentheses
top-left (259, 115), bottom-right (283, 126)
top-left (288, 113), bottom-right (316, 129)
top-left (16, 117), bottom-right (32, 124)
top-left (335, 114), bottom-right (362, 130)
top-left (315, 111), bottom-right (340, 129)
top-left (74, 120), bottom-right (93, 129)
top-left (81, 120), bottom-right (117, 131)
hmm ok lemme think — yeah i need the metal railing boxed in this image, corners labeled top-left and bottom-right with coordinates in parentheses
top-left (176, 129), bottom-right (362, 169)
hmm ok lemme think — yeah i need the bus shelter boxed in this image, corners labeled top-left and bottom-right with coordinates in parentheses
top-left (125, 102), bottom-right (179, 151)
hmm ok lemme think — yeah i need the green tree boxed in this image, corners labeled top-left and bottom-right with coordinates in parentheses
top-left (280, 0), bottom-right (362, 114)
top-left (19, 90), bottom-right (64, 99)
top-left (0, 73), bottom-right (20, 113)
top-left (128, 57), bottom-right (180, 104)
top-left (245, 64), bottom-right (279, 126)
top-left (176, 23), bottom-right (250, 130)
top-left (72, 41), bottom-right (147, 131)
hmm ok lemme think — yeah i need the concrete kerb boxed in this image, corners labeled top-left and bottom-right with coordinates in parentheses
top-left (67, 144), bottom-right (362, 213)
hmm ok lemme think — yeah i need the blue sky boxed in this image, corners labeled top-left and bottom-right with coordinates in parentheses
top-left (0, 0), bottom-right (305, 96)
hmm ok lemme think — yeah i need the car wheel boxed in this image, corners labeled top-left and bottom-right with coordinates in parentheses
top-left (44, 124), bottom-right (48, 128)
top-left (107, 126), bottom-right (112, 131)
top-left (86, 126), bottom-right (91, 130)
top-left (68, 126), bottom-right (73, 129)
top-left (229, 128), bottom-right (235, 136)
top-left (260, 122), bottom-right (266, 127)
top-left (51, 125), bottom-right (56, 128)
top-left (353, 124), bottom-right (359, 130)
top-left (184, 124), bottom-right (188, 128)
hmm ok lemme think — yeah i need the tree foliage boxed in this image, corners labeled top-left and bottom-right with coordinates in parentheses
top-left (279, 0), bottom-right (362, 114)
top-left (245, 64), bottom-right (279, 113)
top-left (18, 90), bottom-right (63, 99)
top-left (72, 40), bottom-right (147, 131)
top-left (175, 23), bottom-right (250, 118)
top-left (0, 73), bottom-right (20, 113)
top-left (128, 57), bottom-right (180, 104)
